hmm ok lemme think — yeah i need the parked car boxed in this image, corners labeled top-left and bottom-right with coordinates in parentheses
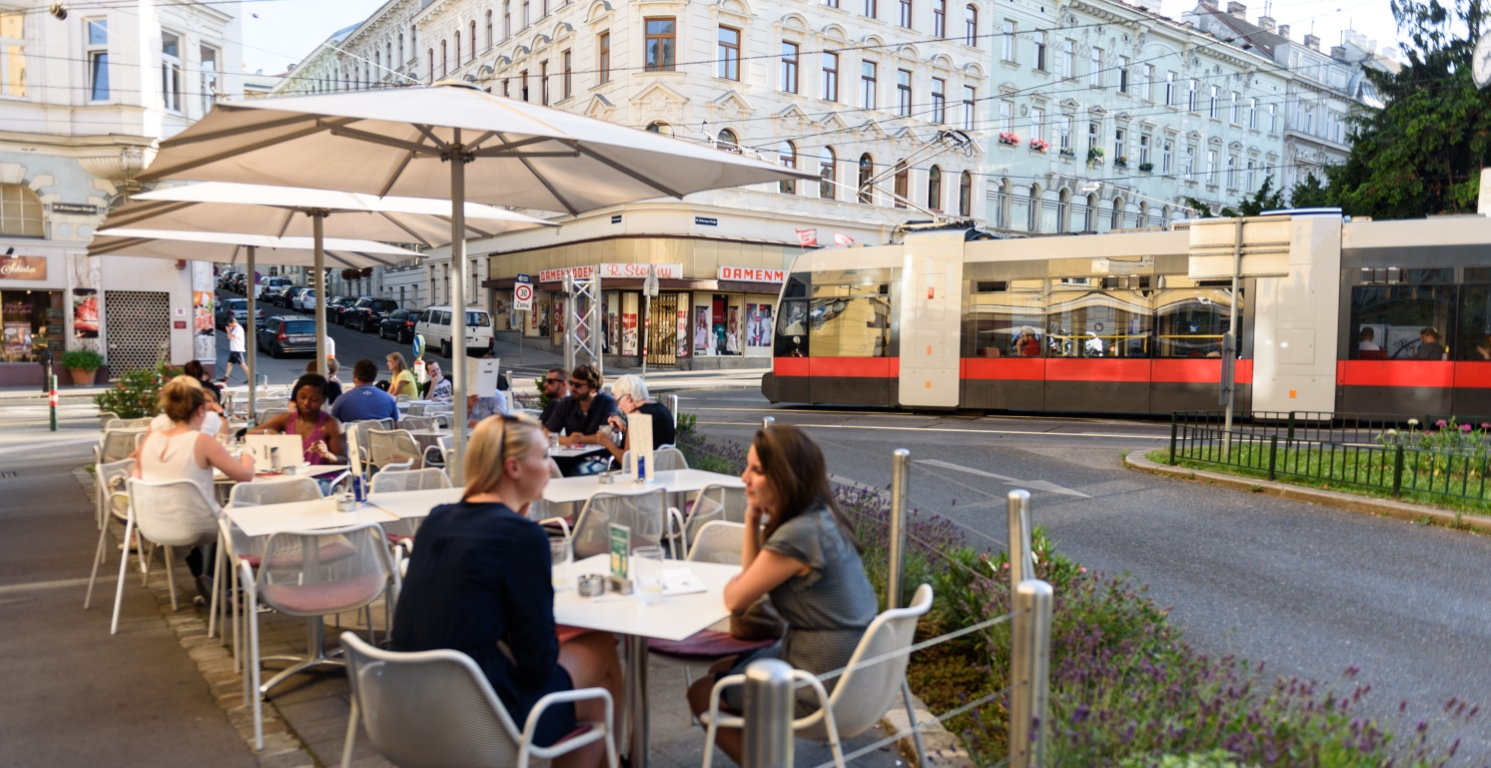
top-left (217, 271), bottom-right (237, 290)
top-left (281, 286), bottom-right (310, 309)
top-left (331, 295), bottom-right (364, 325)
top-left (256, 316), bottom-right (318, 358)
top-left (214, 297), bottom-right (263, 328)
top-left (325, 296), bottom-right (349, 319)
top-left (378, 308), bottom-right (420, 344)
top-left (256, 276), bottom-right (290, 299)
top-left (345, 297), bottom-right (400, 332)
top-left (292, 288), bottom-right (317, 312)
top-left (416, 305), bottom-right (494, 357)
top-left (230, 274), bottom-right (247, 293)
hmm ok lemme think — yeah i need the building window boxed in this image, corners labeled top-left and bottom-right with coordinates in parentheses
top-left (1110, 197), bottom-right (1123, 230)
top-left (779, 141), bottom-right (797, 194)
top-left (1056, 39), bottom-right (1073, 79)
top-left (718, 26), bottom-right (740, 80)
top-left (1227, 155), bottom-right (1237, 189)
top-left (1246, 159), bottom-right (1256, 190)
top-left (1162, 140), bottom-right (1173, 174)
top-left (1118, 56), bottom-right (1129, 93)
top-left (998, 100), bottom-right (1012, 133)
top-left (861, 61), bottom-right (876, 108)
top-left (1230, 91), bottom-right (1240, 123)
top-left (1001, 20), bottom-right (1014, 61)
top-left (1142, 64), bottom-right (1154, 100)
top-left (161, 30), bottom-right (182, 112)
top-left (822, 51), bottom-right (839, 101)
top-left (1182, 145), bottom-right (1194, 178)
top-left (1, 12), bottom-right (25, 98)
top-left (645, 18), bottom-right (675, 71)
top-left (1206, 150), bottom-right (1216, 185)
top-left (1058, 115), bottom-right (1072, 151)
top-left (893, 161), bottom-right (908, 208)
top-left (928, 165), bottom-right (943, 211)
top-left (933, 0), bottom-right (945, 37)
top-left (1269, 104), bottom-right (1277, 133)
top-left (504, 1), bottom-right (512, 38)
top-left (858, 154), bottom-right (874, 203)
top-left (1187, 79), bottom-right (1198, 112)
top-left (1208, 85), bottom-right (1218, 118)
top-left (398, 33), bottom-right (405, 66)
top-left (1034, 35), bottom-right (1046, 71)
top-left (1164, 71), bottom-right (1175, 105)
top-left (1249, 97), bottom-right (1258, 129)
top-left (562, 49), bottom-right (572, 99)
top-left (863, 0), bottom-right (876, 19)
top-left (1089, 48), bottom-right (1101, 87)
top-left (0, 183), bottom-right (43, 237)
top-left (781, 42), bottom-right (799, 93)
top-left (826, 0), bottom-right (839, 9)
top-left (1031, 107), bottom-right (1044, 141)
top-left (1139, 133), bottom-right (1150, 167)
top-left (454, 31), bottom-right (461, 67)
top-left (428, 50), bottom-right (434, 83)
top-left (522, 0), bottom-right (530, 27)
top-left (441, 40), bottom-right (448, 77)
top-left (962, 86), bottom-right (975, 130)
top-left (717, 129), bottom-right (739, 152)
top-left (540, 60), bottom-right (549, 105)
top-left (958, 171), bottom-right (972, 217)
top-left (647, 121), bottom-right (672, 135)
top-left (820, 146), bottom-right (837, 200)
top-left (520, 69), bottom-right (528, 101)
top-left (486, 11), bottom-right (493, 48)
top-left (896, 69), bottom-right (911, 116)
top-left (200, 45), bottom-right (218, 112)
top-left (1113, 128), bottom-right (1124, 163)
top-left (1028, 184), bottom-right (1041, 231)
top-left (964, 5), bottom-right (977, 46)
top-left (1057, 189), bottom-right (1070, 233)
top-left (1087, 121), bottom-right (1098, 153)
top-left (86, 19), bottom-right (108, 102)
top-left (599, 32), bottom-right (610, 83)
top-left (931, 77), bottom-right (945, 123)
top-left (899, 0), bottom-right (911, 28)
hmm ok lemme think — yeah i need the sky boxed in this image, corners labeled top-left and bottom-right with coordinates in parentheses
top-left (239, 0), bottom-right (1407, 80)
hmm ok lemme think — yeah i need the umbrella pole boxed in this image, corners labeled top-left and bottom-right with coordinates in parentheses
top-left (246, 246), bottom-right (257, 424)
top-left (313, 214), bottom-right (327, 378)
top-left (450, 139), bottom-right (469, 484)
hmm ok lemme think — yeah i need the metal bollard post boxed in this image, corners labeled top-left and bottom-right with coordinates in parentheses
top-left (762, 416), bottom-right (775, 431)
top-left (1168, 412), bottom-right (1178, 466)
top-left (1009, 579), bottom-right (1053, 768)
top-left (1392, 444), bottom-right (1404, 497)
top-left (48, 374), bottom-right (57, 432)
top-left (742, 658), bottom-right (795, 768)
top-left (667, 394), bottom-right (679, 428)
top-left (1267, 435), bottom-right (1278, 481)
top-left (1006, 490), bottom-right (1033, 587)
top-left (888, 449), bottom-right (909, 610)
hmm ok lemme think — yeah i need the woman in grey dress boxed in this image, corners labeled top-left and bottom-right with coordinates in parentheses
top-left (686, 424), bottom-right (878, 765)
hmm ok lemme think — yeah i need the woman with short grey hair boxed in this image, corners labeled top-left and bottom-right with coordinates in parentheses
top-left (598, 374), bottom-right (675, 464)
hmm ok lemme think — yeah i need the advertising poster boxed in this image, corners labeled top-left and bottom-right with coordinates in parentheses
top-left (676, 308), bottom-right (689, 357)
top-left (72, 289), bottom-right (98, 339)
top-left (756, 305), bottom-right (773, 346)
top-left (726, 307), bottom-right (740, 354)
top-left (608, 310), bottom-right (619, 353)
top-left (621, 312), bottom-right (638, 356)
top-left (192, 290), bottom-right (216, 362)
top-left (694, 307), bottom-right (710, 353)
top-left (3, 321), bottom-right (31, 356)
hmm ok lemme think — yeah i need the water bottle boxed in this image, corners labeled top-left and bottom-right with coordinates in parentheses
top-left (270, 446), bottom-right (281, 473)
top-left (353, 474), bottom-right (366, 504)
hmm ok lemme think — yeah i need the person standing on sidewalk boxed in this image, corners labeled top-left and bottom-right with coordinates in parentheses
top-left (222, 317), bottom-right (247, 384)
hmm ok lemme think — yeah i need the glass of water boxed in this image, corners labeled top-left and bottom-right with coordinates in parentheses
top-left (632, 545), bottom-right (666, 606)
top-left (550, 537), bottom-right (572, 592)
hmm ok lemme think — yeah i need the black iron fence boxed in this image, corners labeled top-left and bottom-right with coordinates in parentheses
top-left (1168, 411), bottom-right (1491, 509)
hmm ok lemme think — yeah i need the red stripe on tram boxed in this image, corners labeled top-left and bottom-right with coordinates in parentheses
top-left (809, 357), bottom-right (899, 378)
top-left (1044, 358), bottom-right (1152, 383)
top-left (960, 358), bottom-right (1045, 380)
top-left (1453, 362), bottom-right (1491, 389)
top-left (1337, 360), bottom-right (1455, 388)
top-left (1151, 359), bottom-right (1254, 384)
top-left (773, 357), bottom-right (810, 377)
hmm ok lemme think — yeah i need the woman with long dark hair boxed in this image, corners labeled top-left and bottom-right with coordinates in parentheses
top-left (686, 424), bottom-right (877, 764)
top-left (247, 374), bottom-right (345, 466)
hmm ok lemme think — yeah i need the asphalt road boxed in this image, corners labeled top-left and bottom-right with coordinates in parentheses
top-left (677, 387), bottom-right (1491, 760)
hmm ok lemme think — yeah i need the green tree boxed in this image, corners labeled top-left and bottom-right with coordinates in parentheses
top-left (1238, 174), bottom-right (1287, 215)
top-left (1288, 172), bottom-right (1335, 208)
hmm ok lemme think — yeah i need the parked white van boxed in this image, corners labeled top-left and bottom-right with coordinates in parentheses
top-left (256, 276), bottom-right (291, 299)
top-left (415, 306), bottom-right (494, 357)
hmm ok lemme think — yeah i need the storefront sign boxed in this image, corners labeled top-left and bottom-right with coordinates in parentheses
top-left (611, 215), bottom-right (622, 224)
top-left (538, 265), bottom-right (595, 283)
top-left (0, 256), bottom-right (46, 281)
top-left (694, 216), bottom-right (718, 227)
top-left (718, 266), bottom-right (787, 283)
top-left (538, 263), bottom-right (684, 283)
top-left (50, 203), bottom-right (98, 216)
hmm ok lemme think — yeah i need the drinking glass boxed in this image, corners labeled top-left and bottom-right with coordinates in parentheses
top-left (632, 545), bottom-right (666, 606)
top-left (550, 538), bottom-right (572, 592)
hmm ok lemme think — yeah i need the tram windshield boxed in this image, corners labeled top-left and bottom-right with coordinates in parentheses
top-left (965, 280), bottom-right (1044, 357)
top-left (807, 268), bottom-right (895, 358)
top-left (1047, 288), bottom-right (1152, 358)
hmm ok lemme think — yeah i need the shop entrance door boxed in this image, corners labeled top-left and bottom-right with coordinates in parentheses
top-left (104, 291), bottom-right (171, 378)
top-left (646, 293), bottom-right (678, 368)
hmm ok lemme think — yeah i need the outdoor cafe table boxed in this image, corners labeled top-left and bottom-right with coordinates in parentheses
top-left (557, 553), bottom-right (740, 768)
top-left (224, 496), bottom-right (398, 539)
top-left (366, 469), bottom-right (745, 521)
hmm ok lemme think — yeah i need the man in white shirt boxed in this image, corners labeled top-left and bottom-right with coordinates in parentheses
top-left (324, 334), bottom-right (336, 361)
top-left (222, 317), bottom-right (247, 383)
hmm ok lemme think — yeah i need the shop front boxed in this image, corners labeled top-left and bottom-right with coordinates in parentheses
top-left (0, 245), bottom-right (71, 386)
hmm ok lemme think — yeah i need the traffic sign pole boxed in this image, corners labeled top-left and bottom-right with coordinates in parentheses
top-left (514, 275), bottom-right (533, 365)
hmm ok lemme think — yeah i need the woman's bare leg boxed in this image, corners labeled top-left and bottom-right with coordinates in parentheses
top-left (555, 632), bottom-right (624, 768)
top-left (686, 657), bottom-right (743, 766)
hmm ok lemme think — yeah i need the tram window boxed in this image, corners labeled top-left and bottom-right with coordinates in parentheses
top-left (976, 281), bottom-right (1008, 293)
top-left (1466, 268), bottom-right (1491, 283)
top-left (807, 268), bottom-right (895, 358)
top-left (1154, 288), bottom-right (1238, 358)
top-left (1047, 288), bottom-right (1152, 358)
top-left (775, 299), bottom-right (810, 357)
top-left (964, 290), bottom-right (1043, 358)
top-left (1455, 286), bottom-right (1491, 361)
top-left (1348, 285), bottom-right (1453, 360)
top-left (783, 273), bottom-right (810, 299)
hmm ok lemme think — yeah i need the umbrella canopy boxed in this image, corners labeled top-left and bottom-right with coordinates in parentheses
top-left (136, 82), bottom-right (814, 490)
top-left (136, 84), bottom-right (816, 215)
top-left (113, 182), bottom-right (555, 247)
top-left (88, 228), bottom-right (422, 266)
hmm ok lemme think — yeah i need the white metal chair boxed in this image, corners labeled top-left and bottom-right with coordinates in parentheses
top-left (98, 411), bottom-right (120, 430)
top-left (240, 523), bottom-right (398, 750)
top-left (338, 632), bottom-right (618, 768)
top-left (228, 476), bottom-right (323, 507)
top-left (701, 584), bottom-right (935, 768)
top-left (256, 407), bottom-right (288, 426)
top-left (98, 429), bottom-right (144, 464)
top-left (399, 415), bottom-right (438, 431)
top-left (569, 488), bottom-right (677, 560)
top-left (686, 521), bottom-right (745, 565)
top-left (367, 429), bottom-right (423, 471)
top-left (102, 417), bottom-right (152, 431)
top-left (680, 484), bottom-right (747, 557)
top-left (369, 467), bottom-right (451, 494)
top-left (109, 478), bottom-right (222, 635)
top-left (84, 459), bottom-right (141, 610)
top-left (620, 446), bottom-right (689, 475)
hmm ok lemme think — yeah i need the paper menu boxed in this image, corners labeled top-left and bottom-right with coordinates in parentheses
top-left (609, 523), bottom-right (629, 578)
top-left (474, 358), bottom-right (500, 397)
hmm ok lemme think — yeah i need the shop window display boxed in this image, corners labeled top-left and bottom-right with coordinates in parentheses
top-left (1, 290), bottom-right (64, 363)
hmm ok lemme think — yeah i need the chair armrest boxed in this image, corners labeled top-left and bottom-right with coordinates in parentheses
top-left (539, 517), bottom-right (571, 540)
top-left (521, 687), bottom-right (615, 762)
top-left (704, 673), bottom-right (748, 730)
top-left (788, 670), bottom-right (839, 732)
top-left (667, 506), bottom-right (686, 559)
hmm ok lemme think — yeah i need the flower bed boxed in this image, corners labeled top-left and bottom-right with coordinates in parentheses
top-left (676, 418), bottom-right (1480, 766)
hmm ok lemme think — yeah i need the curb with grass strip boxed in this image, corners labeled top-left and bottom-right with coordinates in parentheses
top-left (1123, 449), bottom-right (1491, 534)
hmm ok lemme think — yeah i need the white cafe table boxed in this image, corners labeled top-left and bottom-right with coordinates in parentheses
top-left (548, 444), bottom-right (607, 459)
top-left (367, 487), bottom-right (463, 520)
top-left (556, 553), bottom-right (740, 768)
top-left (367, 469), bottom-right (745, 522)
top-left (224, 497), bottom-right (399, 539)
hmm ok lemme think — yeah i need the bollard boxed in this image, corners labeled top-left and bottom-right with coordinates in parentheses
top-left (762, 416), bottom-right (775, 431)
top-left (49, 374), bottom-right (57, 432)
top-left (888, 449), bottom-right (910, 610)
top-left (742, 658), bottom-right (795, 768)
top-left (1007, 490), bottom-right (1034, 587)
top-left (1267, 435), bottom-right (1278, 481)
top-left (1009, 579), bottom-right (1053, 768)
top-left (667, 394), bottom-right (679, 428)
top-left (1392, 444), bottom-right (1404, 497)
top-left (1168, 412), bottom-right (1178, 466)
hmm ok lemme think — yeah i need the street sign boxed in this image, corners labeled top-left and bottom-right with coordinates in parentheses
top-left (412, 333), bottom-right (425, 360)
top-left (643, 264), bottom-right (660, 298)
top-left (514, 281), bottom-right (534, 311)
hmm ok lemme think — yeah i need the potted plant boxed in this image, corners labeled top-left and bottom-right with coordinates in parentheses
top-left (62, 349), bottom-right (104, 386)
top-left (1030, 138), bottom-right (1051, 153)
top-left (1139, 161), bottom-right (1154, 172)
top-left (1114, 155), bottom-right (1129, 169)
top-left (998, 132), bottom-right (1021, 147)
top-left (1087, 146), bottom-right (1106, 165)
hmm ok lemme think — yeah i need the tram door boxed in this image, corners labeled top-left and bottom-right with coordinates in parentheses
top-left (898, 230), bottom-right (965, 408)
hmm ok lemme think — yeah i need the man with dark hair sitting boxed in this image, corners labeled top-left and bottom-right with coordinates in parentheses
top-left (330, 358), bottom-right (401, 424)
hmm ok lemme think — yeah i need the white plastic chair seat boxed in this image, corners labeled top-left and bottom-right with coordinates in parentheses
top-left (262, 571), bottom-right (387, 615)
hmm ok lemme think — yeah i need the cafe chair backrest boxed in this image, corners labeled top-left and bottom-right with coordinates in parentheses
top-left (100, 429), bottom-right (144, 464)
top-left (572, 488), bottom-right (667, 560)
top-left (103, 417), bottom-right (152, 431)
top-left (686, 484), bottom-right (747, 543)
top-left (621, 446), bottom-right (687, 475)
top-left (400, 416), bottom-right (437, 432)
top-left (96, 458), bottom-right (135, 525)
top-left (257, 407), bottom-right (288, 426)
top-left (127, 478), bottom-right (220, 549)
top-left (256, 524), bottom-right (394, 620)
top-left (686, 521), bottom-right (744, 565)
top-left (367, 429), bottom-right (423, 471)
top-left (229, 477), bottom-right (323, 507)
top-left (98, 411), bottom-right (120, 430)
top-left (370, 468), bottom-right (451, 494)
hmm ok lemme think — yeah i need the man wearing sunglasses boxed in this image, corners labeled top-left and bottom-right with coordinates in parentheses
top-left (544, 365), bottom-right (617, 475)
top-left (538, 368), bottom-right (569, 427)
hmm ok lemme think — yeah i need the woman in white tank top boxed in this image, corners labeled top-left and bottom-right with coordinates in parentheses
top-left (135, 377), bottom-right (256, 503)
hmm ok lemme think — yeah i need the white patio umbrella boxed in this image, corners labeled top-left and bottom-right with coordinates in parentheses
top-left (89, 229), bottom-right (423, 422)
top-left (102, 182), bottom-right (555, 375)
top-left (136, 82), bottom-right (816, 483)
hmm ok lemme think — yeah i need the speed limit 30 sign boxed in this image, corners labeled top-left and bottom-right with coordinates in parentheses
top-left (513, 281), bottom-right (534, 310)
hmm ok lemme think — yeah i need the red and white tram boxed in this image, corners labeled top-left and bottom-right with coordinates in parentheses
top-left (761, 213), bottom-right (1491, 418)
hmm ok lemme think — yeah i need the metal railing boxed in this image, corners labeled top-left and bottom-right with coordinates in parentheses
top-left (740, 450), bottom-right (1054, 768)
top-left (1169, 411), bottom-right (1491, 508)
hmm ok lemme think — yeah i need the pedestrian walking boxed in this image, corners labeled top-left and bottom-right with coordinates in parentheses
top-left (222, 316), bottom-right (247, 383)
